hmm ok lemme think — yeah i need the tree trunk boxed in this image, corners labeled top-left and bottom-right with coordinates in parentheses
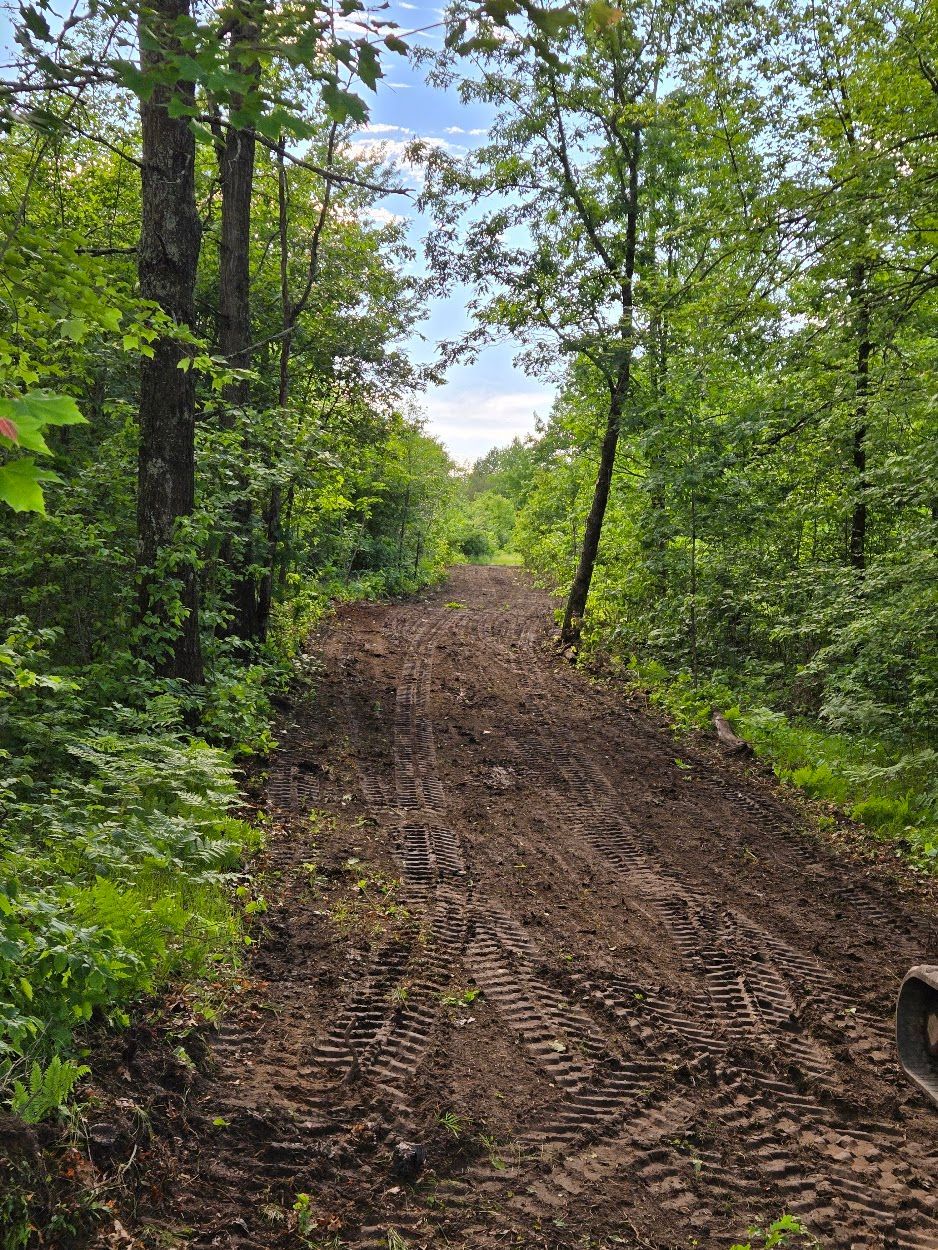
top-left (644, 305), bottom-right (668, 590)
top-left (255, 127), bottom-right (336, 641)
top-left (559, 127), bottom-right (640, 650)
top-left (218, 4), bottom-right (261, 639)
top-left (136, 0), bottom-right (203, 683)
top-left (712, 710), bottom-right (752, 755)
top-left (255, 140), bottom-right (292, 641)
top-left (559, 382), bottom-right (625, 648)
top-left (850, 261), bottom-right (871, 571)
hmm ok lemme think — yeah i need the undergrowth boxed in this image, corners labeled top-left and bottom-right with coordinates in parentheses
top-left (0, 618), bottom-right (265, 1122)
top-left (622, 655), bottom-right (938, 870)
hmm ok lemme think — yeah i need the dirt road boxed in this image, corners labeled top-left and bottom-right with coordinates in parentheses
top-left (139, 566), bottom-right (938, 1250)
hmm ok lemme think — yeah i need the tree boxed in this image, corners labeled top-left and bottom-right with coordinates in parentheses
top-left (485, 0), bottom-right (937, 742)
top-left (136, 0), bottom-right (204, 682)
top-left (421, 0), bottom-right (676, 647)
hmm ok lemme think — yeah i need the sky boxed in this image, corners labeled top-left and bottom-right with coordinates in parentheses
top-left (345, 1), bottom-right (555, 463)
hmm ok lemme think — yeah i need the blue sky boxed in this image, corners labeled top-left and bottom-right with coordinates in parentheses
top-left (347, 1), bottom-right (555, 463)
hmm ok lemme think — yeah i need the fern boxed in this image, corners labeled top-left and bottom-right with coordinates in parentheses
top-left (10, 1055), bottom-right (90, 1124)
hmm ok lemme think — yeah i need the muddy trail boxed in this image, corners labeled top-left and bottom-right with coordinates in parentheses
top-left (127, 566), bottom-right (938, 1250)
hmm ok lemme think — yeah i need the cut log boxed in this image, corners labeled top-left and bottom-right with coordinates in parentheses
top-left (712, 710), bottom-right (753, 756)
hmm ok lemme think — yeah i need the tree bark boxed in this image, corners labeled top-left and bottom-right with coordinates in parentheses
top-left (559, 381), bottom-right (625, 649)
top-left (559, 127), bottom-right (640, 650)
top-left (218, 3), bottom-right (261, 639)
top-left (136, 0), bottom-right (203, 683)
top-left (850, 261), bottom-right (871, 571)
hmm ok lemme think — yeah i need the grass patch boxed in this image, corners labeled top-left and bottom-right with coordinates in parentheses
top-left (625, 657), bottom-right (938, 870)
top-left (485, 549), bottom-right (524, 567)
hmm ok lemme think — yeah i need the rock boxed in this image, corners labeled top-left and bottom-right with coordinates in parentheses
top-left (391, 1140), bottom-right (426, 1180)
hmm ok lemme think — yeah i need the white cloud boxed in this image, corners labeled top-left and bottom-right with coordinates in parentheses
top-left (345, 134), bottom-right (465, 186)
top-left (362, 122), bottom-right (409, 135)
top-left (385, 81), bottom-right (413, 89)
top-left (332, 12), bottom-right (372, 35)
top-left (442, 126), bottom-right (487, 137)
top-left (362, 206), bottom-right (407, 227)
top-left (346, 137), bottom-right (414, 164)
top-left (421, 387), bottom-right (553, 460)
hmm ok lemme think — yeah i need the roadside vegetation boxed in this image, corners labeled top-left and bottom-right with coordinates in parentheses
top-left (465, 422), bottom-right (937, 867)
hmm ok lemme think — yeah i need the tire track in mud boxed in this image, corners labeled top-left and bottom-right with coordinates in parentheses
top-left (360, 607), bottom-right (720, 1240)
top-left (338, 605), bottom-right (701, 1245)
top-left (341, 606), bottom-right (642, 1246)
top-left (458, 590), bottom-right (938, 1249)
top-left (322, 615), bottom-right (471, 1145)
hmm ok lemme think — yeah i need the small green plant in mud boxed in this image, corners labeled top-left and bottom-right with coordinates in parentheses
top-left (730, 1214), bottom-right (817, 1249)
top-left (271, 1197), bottom-right (344, 1248)
top-left (339, 861), bottom-right (412, 934)
top-left (235, 885), bottom-right (268, 916)
top-left (329, 899), bottom-right (353, 931)
top-left (301, 861), bottom-right (326, 891)
top-left (444, 601), bottom-right (466, 610)
top-left (389, 981), bottom-right (411, 1007)
top-left (439, 985), bottom-right (481, 1008)
top-left (307, 809), bottom-right (337, 842)
top-left (438, 1109), bottom-right (464, 1138)
top-left (479, 1132), bottom-right (508, 1171)
top-left (387, 1230), bottom-right (410, 1250)
top-left (293, 1192), bottom-right (315, 1237)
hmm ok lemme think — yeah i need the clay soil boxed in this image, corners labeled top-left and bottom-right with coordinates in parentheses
top-left (111, 566), bottom-right (938, 1250)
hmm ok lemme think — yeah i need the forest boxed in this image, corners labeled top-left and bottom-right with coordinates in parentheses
top-left (0, 0), bottom-right (936, 1245)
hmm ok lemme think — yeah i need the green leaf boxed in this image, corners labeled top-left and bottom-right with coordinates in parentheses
top-left (584, 1), bottom-right (623, 33)
top-left (356, 41), bottom-right (383, 92)
top-left (445, 18), bottom-right (468, 49)
top-left (532, 6), bottom-right (577, 37)
top-left (60, 317), bottom-right (88, 342)
top-left (97, 306), bottom-right (123, 332)
top-left (3, 417), bottom-right (50, 454)
top-left (109, 58), bottom-right (156, 101)
top-left (0, 458), bottom-right (59, 513)
top-left (20, 6), bottom-right (53, 43)
top-left (483, 0), bottom-right (521, 23)
top-left (167, 94), bottom-right (197, 119)
top-left (3, 392), bottom-right (85, 428)
top-left (321, 81), bottom-right (368, 125)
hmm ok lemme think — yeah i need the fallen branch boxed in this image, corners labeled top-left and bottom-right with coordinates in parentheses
top-left (712, 710), bottom-right (753, 756)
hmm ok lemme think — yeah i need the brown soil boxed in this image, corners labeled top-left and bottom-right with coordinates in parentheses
top-left (108, 566), bottom-right (938, 1250)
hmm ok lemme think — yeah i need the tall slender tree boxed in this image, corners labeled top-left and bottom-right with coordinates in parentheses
top-left (422, 0), bottom-right (675, 647)
top-left (136, 0), bottom-right (204, 682)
